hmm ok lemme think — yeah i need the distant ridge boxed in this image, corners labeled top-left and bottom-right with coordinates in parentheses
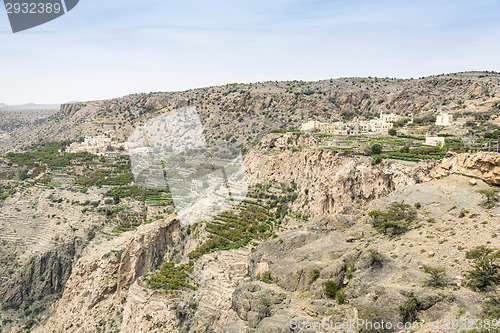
top-left (0, 103), bottom-right (60, 111)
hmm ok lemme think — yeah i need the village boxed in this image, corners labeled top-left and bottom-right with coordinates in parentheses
top-left (64, 135), bottom-right (125, 155)
top-left (300, 111), bottom-right (456, 147)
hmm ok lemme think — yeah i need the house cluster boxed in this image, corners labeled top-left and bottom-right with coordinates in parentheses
top-left (65, 136), bottom-right (117, 155)
top-left (301, 112), bottom-right (401, 135)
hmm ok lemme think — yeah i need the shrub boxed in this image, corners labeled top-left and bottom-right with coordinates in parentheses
top-left (465, 246), bottom-right (500, 291)
top-left (477, 188), bottom-right (499, 206)
top-left (370, 144), bottom-right (383, 155)
top-left (414, 202), bottom-right (421, 209)
top-left (262, 271), bottom-right (272, 283)
top-left (399, 292), bottom-right (420, 323)
top-left (336, 288), bottom-right (346, 304)
top-left (324, 281), bottom-right (346, 304)
top-left (367, 249), bottom-right (383, 267)
top-left (369, 202), bottom-right (417, 235)
top-left (144, 262), bottom-right (197, 292)
top-left (483, 293), bottom-right (500, 320)
top-left (324, 281), bottom-right (339, 298)
top-left (310, 268), bottom-right (320, 281)
top-left (388, 128), bottom-right (397, 136)
top-left (422, 265), bottom-right (447, 288)
top-left (345, 261), bottom-right (355, 279)
top-left (399, 145), bottom-right (410, 153)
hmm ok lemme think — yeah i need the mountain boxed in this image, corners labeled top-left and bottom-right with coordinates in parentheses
top-left (0, 72), bottom-right (499, 332)
top-left (0, 103), bottom-right (60, 111)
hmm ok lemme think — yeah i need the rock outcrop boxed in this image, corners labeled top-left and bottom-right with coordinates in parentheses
top-left (427, 151), bottom-right (500, 186)
top-left (33, 218), bottom-right (180, 333)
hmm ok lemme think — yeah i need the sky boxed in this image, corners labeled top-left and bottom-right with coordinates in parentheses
top-left (1, 0), bottom-right (500, 104)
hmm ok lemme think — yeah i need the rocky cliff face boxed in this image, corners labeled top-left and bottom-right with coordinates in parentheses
top-left (32, 218), bottom-right (181, 333)
top-left (428, 151), bottom-right (500, 185)
top-left (26, 154), bottom-right (500, 333)
top-left (244, 133), bottom-right (438, 216)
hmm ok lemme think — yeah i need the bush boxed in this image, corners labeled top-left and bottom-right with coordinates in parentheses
top-left (388, 128), bottom-right (397, 136)
top-left (310, 268), bottom-right (320, 281)
top-left (477, 188), bottom-right (499, 206)
top-left (257, 297), bottom-right (272, 321)
top-left (324, 281), bottom-right (339, 298)
top-left (399, 292), bottom-right (420, 323)
top-left (465, 246), bottom-right (500, 291)
top-left (370, 144), bottom-right (383, 155)
top-left (369, 202), bottom-right (417, 235)
top-left (144, 262), bottom-right (197, 292)
top-left (483, 293), bottom-right (500, 320)
top-left (367, 249), bottom-right (383, 267)
top-left (422, 265), bottom-right (447, 288)
top-left (414, 202), bottom-right (421, 209)
top-left (336, 288), bottom-right (346, 304)
top-left (262, 271), bottom-right (272, 283)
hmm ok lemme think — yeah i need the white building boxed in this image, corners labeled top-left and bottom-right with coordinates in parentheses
top-left (424, 135), bottom-right (445, 147)
top-left (380, 112), bottom-right (401, 123)
top-left (436, 112), bottom-right (453, 126)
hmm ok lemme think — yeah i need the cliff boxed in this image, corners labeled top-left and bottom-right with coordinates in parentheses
top-left (428, 151), bottom-right (500, 185)
top-left (244, 133), bottom-right (438, 216)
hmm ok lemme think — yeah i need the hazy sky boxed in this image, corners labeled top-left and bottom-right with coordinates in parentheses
top-left (1, 0), bottom-right (499, 104)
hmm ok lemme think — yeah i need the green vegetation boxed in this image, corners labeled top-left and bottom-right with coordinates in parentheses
top-left (369, 143), bottom-right (383, 155)
top-left (144, 262), bottom-right (197, 292)
top-left (367, 249), bottom-right (383, 267)
top-left (310, 268), bottom-right (320, 280)
top-left (188, 183), bottom-right (297, 259)
top-left (465, 246), bottom-right (500, 291)
top-left (324, 281), bottom-right (339, 298)
top-left (188, 204), bottom-right (273, 259)
top-left (477, 188), bottom-right (499, 206)
top-left (4, 141), bottom-right (94, 169)
top-left (257, 297), bottom-right (272, 321)
top-left (399, 292), bottom-right (420, 323)
top-left (376, 145), bottom-right (446, 162)
top-left (369, 202), bottom-right (417, 235)
top-left (261, 271), bottom-right (272, 283)
top-left (0, 184), bottom-right (15, 201)
top-left (105, 186), bottom-right (172, 205)
top-left (324, 281), bottom-right (346, 304)
top-left (422, 265), bottom-right (447, 288)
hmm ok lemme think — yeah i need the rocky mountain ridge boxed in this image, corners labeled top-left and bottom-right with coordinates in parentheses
top-left (2, 71), bottom-right (500, 154)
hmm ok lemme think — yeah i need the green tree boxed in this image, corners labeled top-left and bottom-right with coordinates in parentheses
top-left (465, 246), bottom-right (500, 291)
top-left (477, 188), bottom-right (499, 205)
top-left (399, 292), bottom-right (420, 323)
top-left (370, 144), bottom-right (383, 155)
top-left (324, 281), bottom-right (339, 298)
top-left (422, 265), bottom-right (447, 288)
top-left (388, 128), bottom-right (397, 136)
